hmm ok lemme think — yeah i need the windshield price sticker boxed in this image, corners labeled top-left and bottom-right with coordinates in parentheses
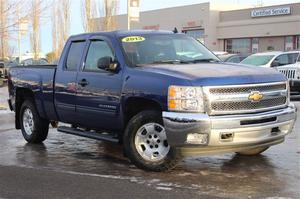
top-left (122, 36), bottom-right (145, 42)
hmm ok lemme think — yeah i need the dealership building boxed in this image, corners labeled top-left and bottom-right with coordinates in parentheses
top-left (94, 2), bottom-right (300, 53)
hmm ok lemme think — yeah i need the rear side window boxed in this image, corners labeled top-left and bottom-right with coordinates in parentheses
top-left (66, 41), bottom-right (86, 70)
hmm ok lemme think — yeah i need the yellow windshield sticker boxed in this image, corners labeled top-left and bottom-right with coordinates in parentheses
top-left (122, 36), bottom-right (145, 43)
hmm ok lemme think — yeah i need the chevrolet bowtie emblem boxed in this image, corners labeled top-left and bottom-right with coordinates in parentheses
top-left (248, 91), bottom-right (263, 102)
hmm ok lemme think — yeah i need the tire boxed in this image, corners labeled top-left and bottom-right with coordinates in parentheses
top-left (20, 100), bottom-right (49, 143)
top-left (236, 147), bottom-right (269, 156)
top-left (123, 110), bottom-right (181, 172)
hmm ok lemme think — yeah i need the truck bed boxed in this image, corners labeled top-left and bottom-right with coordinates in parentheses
top-left (8, 64), bottom-right (58, 121)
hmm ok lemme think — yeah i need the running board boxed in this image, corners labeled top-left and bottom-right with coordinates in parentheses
top-left (57, 126), bottom-right (119, 143)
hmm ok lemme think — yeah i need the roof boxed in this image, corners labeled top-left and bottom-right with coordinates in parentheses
top-left (69, 30), bottom-right (175, 40)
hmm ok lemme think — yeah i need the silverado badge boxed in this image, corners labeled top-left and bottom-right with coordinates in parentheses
top-left (248, 91), bottom-right (263, 102)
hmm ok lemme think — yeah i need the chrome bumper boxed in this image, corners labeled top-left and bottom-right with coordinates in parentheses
top-left (163, 104), bottom-right (297, 156)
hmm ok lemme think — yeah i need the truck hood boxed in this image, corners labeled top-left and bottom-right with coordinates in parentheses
top-left (137, 62), bottom-right (286, 86)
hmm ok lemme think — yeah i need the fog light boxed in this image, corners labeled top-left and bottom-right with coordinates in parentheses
top-left (186, 133), bottom-right (208, 145)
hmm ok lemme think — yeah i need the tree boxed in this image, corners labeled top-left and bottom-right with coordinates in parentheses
top-left (0, 0), bottom-right (8, 59)
top-left (81, 0), bottom-right (98, 32)
top-left (81, 0), bottom-right (119, 32)
top-left (30, 0), bottom-right (41, 60)
top-left (102, 0), bottom-right (118, 31)
top-left (51, 0), bottom-right (70, 60)
top-left (0, 0), bottom-right (30, 59)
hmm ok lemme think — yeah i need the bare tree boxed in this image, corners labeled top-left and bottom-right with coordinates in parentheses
top-left (0, 0), bottom-right (8, 59)
top-left (51, 0), bottom-right (70, 60)
top-left (81, 0), bottom-right (98, 32)
top-left (0, 0), bottom-right (30, 59)
top-left (102, 0), bottom-right (118, 31)
top-left (30, 0), bottom-right (41, 60)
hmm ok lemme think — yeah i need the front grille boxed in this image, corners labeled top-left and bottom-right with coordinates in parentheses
top-left (278, 69), bottom-right (296, 79)
top-left (211, 96), bottom-right (286, 111)
top-left (209, 84), bottom-right (286, 94)
top-left (204, 82), bottom-right (288, 115)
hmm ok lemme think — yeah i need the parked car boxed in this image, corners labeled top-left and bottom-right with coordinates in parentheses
top-left (0, 60), bottom-right (18, 79)
top-left (218, 53), bottom-right (249, 63)
top-left (21, 58), bottom-right (49, 66)
top-left (277, 62), bottom-right (300, 94)
top-left (240, 51), bottom-right (300, 67)
top-left (8, 31), bottom-right (296, 171)
top-left (213, 51), bottom-right (228, 56)
top-left (0, 62), bottom-right (4, 78)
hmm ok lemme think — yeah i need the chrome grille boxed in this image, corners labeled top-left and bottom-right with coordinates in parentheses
top-left (209, 84), bottom-right (286, 94)
top-left (278, 69), bottom-right (296, 79)
top-left (204, 82), bottom-right (288, 115)
top-left (211, 96), bottom-right (286, 111)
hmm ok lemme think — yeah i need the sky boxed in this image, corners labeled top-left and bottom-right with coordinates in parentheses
top-left (18, 0), bottom-right (300, 55)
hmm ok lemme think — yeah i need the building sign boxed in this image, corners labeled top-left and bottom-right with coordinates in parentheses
top-left (128, 0), bottom-right (140, 22)
top-left (251, 6), bottom-right (291, 18)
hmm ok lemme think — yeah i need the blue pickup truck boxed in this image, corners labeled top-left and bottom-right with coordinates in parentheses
top-left (7, 30), bottom-right (297, 171)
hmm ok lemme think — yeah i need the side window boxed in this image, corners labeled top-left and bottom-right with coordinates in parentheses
top-left (66, 41), bottom-right (86, 70)
top-left (84, 40), bottom-right (114, 71)
top-left (298, 54), bottom-right (300, 62)
top-left (287, 53), bottom-right (299, 64)
top-left (274, 54), bottom-right (289, 66)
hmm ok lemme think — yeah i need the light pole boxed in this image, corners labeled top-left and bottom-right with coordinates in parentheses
top-left (127, 0), bottom-right (130, 30)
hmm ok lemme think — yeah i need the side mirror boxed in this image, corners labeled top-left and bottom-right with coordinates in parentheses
top-left (0, 63), bottom-right (4, 68)
top-left (271, 60), bottom-right (280, 67)
top-left (97, 56), bottom-right (118, 71)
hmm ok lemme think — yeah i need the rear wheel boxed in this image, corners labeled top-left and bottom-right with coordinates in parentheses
top-left (236, 147), bottom-right (269, 156)
top-left (123, 110), bottom-right (181, 171)
top-left (20, 100), bottom-right (49, 143)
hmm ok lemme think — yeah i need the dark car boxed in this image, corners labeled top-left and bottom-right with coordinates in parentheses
top-left (218, 54), bottom-right (249, 63)
top-left (7, 30), bottom-right (296, 171)
top-left (0, 60), bottom-right (18, 79)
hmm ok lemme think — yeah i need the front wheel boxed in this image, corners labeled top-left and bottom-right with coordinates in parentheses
top-left (236, 147), bottom-right (269, 156)
top-left (20, 100), bottom-right (49, 143)
top-left (123, 110), bottom-right (181, 172)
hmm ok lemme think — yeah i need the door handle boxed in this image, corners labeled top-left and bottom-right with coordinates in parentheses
top-left (78, 79), bottom-right (89, 87)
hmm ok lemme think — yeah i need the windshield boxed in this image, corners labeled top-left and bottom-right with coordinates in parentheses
top-left (120, 34), bottom-right (219, 66)
top-left (241, 55), bottom-right (274, 66)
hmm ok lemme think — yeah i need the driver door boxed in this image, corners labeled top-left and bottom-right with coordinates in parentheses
top-left (76, 38), bottom-right (123, 131)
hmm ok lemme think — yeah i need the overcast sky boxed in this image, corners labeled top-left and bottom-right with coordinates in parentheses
top-left (19, 0), bottom-right (300, 55)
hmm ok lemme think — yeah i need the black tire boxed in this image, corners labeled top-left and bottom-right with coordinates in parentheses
top-left (236, 147), bottom-right (269, 156)
top-left (20, 100), bottom-right (49, 143)
top-left (123, 110), bottom-right (181, 172)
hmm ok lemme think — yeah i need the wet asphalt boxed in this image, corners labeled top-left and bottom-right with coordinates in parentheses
top-left (0, 85), bottom-right (299, 199)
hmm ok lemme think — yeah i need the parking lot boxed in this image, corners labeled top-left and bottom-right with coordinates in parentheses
top-left (0, 85), bottom-right (299, 199)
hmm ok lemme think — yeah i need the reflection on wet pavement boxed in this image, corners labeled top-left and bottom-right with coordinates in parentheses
top-left (0, 103), bottom-right (299, 199)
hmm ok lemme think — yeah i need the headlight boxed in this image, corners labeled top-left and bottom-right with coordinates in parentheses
top-left (168, 86), bottom-right (205, 112)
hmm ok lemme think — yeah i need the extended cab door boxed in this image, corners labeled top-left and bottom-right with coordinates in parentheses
top-left (75, 37), bottom-right (123, 131)
top-left (55, 40), bottom-right (86, 124)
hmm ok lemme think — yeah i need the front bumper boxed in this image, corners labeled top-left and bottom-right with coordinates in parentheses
top-left (163, 104), bottom-right (297, 156)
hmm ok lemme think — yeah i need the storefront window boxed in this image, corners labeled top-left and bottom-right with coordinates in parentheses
top-left (184, 29), bottom-right (205, 43)
top-left (252, 38), bottom-right (259, 53)
top-left (226, 39), bottom-right (251, 54)
top-left (285, 36), bottom-right (294, 51)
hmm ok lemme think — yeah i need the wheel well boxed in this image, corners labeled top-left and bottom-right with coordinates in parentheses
top-left (124, 98), bottom-right (162, 127)
top-left (15, 88), bottom-right (35, 129)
